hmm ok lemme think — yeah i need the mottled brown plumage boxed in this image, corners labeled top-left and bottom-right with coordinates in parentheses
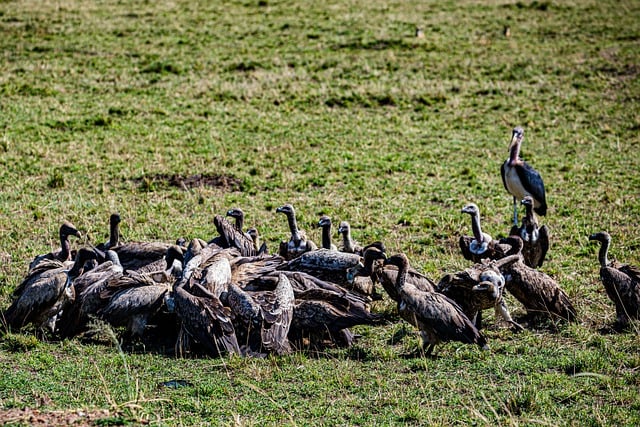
top-left (436, 256), bottom-right (523, 330)
top-left (246, 227), bottom-right (268, 255)
top-left (5, 248), bottom-right (97, 331)
top-left (277, 248), bottom-right (366, 290)
top-left (214, 214), bottom-right (257, 257)
top-left (172, 281), bottom-right (241, 357)
top-left (229, 254), bottom-right (286, 287)
top-left (99, 275), bottom-right (171, 338)
top-left (349, 247), bottom-right (435, 302)
top-left (589, 232), bottom-right (640, 327)
top-left (384, 254), bottom-right (488, 355)
top-left (500, 236), bottom-right (577, 323)
top-left (56, 250), bottom-right (124, 338)
top-left (290, 287), bottom-right (384, 348)
top-left (245, 273), bottom-right (295, 355)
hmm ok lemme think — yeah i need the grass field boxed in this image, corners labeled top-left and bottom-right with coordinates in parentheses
top-left (1, 0), bottom-right (639, 425)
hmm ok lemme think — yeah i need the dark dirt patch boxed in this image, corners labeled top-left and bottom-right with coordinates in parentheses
top-left (0, 407), bottom-right (137, 426)
top-left (133, 173), bottom-right (243, 192)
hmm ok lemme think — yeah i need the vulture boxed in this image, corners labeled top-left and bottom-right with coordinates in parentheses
top-left (246, 227), bottom-right (268, 255)
top-left (56, 250), bottom-right (124, 338)
top-left (348, 246), bottom-right (435, 302)
top-left (509, 196), bottom-right (549, 268)
top-left (4, 247), bottom-right (98, 332)
top-left (213, 214), bottom-right (257, 257)
top-left (98, 272), bottom-right (172, 338)
top-left (277, 248), bottom-right (376, 297)
top-left (289, 287), bottom-right (384, 348)
top-left (29, 221), bottom-right (82, 272)
top-left (172, 280), bottom-right (241, 357)
top-left (436, 255), bottom-right (524, 331)
top-left (500, 236), bottom-right (577, 323)
top-left (589, 231), bottom-right (639, 327)
top-left (276, 204), bottom-right (317, 260)
top-left (186, 250), bottom-right (233, 299)
top-left (229, 254), bottom-right (287, 288)
top-left (226, 207), bottom-right (246, 233)
top-left (459, 203), bottom-right (512, 263)
top-left (240, 273), bottom-right (295, 355)
top-left (317, 215), bottom-right (338, 251)
top-left (337, 221), bottom-right (363, 255)
top-left (100, 213), bottom-right (172, 271)
top-left (383, 253), bottom-right (488, 355)
top-left (96, 213), bottom-right (121, 251)
top-left (501, 126), bottom-right (547, 225)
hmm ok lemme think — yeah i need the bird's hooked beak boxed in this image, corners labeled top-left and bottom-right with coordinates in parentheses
top-left (521, 197), bottom-right (533, 207)
top-left (472, 281), bottom-right (499, 299)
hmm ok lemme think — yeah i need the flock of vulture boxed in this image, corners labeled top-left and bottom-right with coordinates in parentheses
top-left (2, 127), bottom-right (639, 357)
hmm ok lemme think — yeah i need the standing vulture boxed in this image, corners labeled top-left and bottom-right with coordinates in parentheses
top-left (589, 231), bottom-right (639, 327)
top-left (499, 236), bottom-right (576, 323)
top-left (383, 253), bottom-right (488, 355)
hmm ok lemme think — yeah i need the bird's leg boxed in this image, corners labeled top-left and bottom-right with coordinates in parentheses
top-left (496, 301), bottom-right (524, 332)
top-left (424, 343), bottom-right (435, 356)
top-left (474, 311), bottom-right (483, 330)
top-left (512, 196), bottom-right (519, 226)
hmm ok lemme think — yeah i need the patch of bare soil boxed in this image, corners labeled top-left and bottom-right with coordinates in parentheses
top-left (0, 408), bottom-right (135, 426)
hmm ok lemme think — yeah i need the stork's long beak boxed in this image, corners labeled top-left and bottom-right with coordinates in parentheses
top-left (508, 131), bottom-right (520, 151)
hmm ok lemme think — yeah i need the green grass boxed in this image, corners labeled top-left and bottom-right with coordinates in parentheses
top-left (1, 0), bottom-right (639, 424)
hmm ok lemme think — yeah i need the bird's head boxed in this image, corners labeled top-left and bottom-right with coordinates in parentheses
top-left (461, 203), bottom-right (480, 216)
top-left (110, 213), bottom-right (122, 226)
top-left (60, 221), bottom-right (82, 239)
top-left (317, 215), bottom-right (332, 228)
top-left (588, 231), bottom-right (611, 244)
top-left (521, 196), bottom-right (534, 208)
top-left (479, 270), bottom-right (505, 289)
top-left (508, 126), bottom-right (524, 151)
top-left (337, 221), bottom-right (350, 235)
top-left (226, 207), bottom-right (244, 219)
top-left (472, 281), bottom-right (499, 299)
top-left (276, 204), bottom-right (294, 215)
top-left (383, 253), bottom-right (409, 270)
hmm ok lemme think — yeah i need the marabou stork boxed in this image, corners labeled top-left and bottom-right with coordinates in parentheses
top-left (501, 127), bottom-right (547, 225)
